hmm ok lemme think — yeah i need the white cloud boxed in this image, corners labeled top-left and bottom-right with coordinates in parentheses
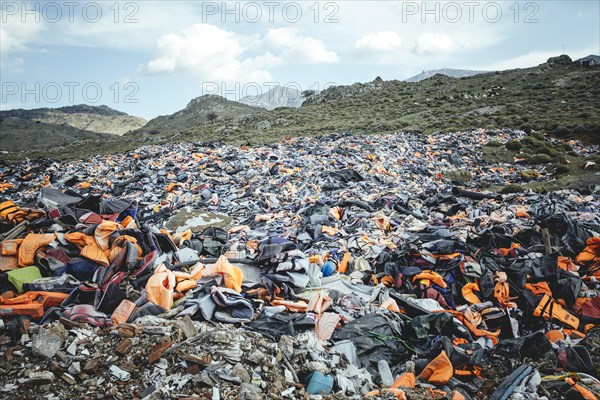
top-left (140, 25), bottom-right (339, 84)
top-left (57, 3), bottom-right (204, 51)
top-left (263, 28), bottom-right (339, 64)
top-left (0, 18), bottom-right (44, 67)
top-left (0, 2), bottom-right (207, 57)
top-left (140, 24), bottom-right (276, 83)
top-left (355, 31), bottom-right (403, 53)
top-left (413, 33), bottom-right (458, 56)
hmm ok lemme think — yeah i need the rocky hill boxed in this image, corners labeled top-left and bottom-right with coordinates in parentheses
top-left (302, 77), bottom-right (387, 106)
top-left (0, 105), bottom-right (146, 136)
top-left (404, 68), bottom-right (488, 82)
top-left (172, 59), bottom-right (599, 147)
top-left (239, 86), bottom-right (305, 110)
top-left (576, 54), bottom-right (600, 65)
top-left (0, 117), bottom-right (116, 154)
top-left (132, 95), bottom-right (262, 137)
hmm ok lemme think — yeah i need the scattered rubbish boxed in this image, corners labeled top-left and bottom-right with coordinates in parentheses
top-left (0, 130), bottom-right (599, 399)
top-left (306, 371), bottom-right (334, 395)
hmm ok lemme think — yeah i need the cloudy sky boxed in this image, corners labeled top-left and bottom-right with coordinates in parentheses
top-left (1, 1), bottom-right (598, 119)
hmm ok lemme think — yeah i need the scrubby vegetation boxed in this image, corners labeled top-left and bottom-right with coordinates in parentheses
top-left (2, 61), bottom-right (599, 164)
top-left (483, 130), bottom-right (600, 191)
top-left (505, 140), bottom-right (522, 151)
top-left (501, 184), bottom-right (526, 194)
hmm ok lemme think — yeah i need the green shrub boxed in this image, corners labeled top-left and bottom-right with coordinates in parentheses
top-left (520, 136), bottom-right (537, 146)
top-left (207, 112), bottom-right (218, 122)
top-left (556, 155), bottom-right (568, 164)
top-left (536, 146), bottom-right (557, 156)
top-left (519, 154), bottom-right (534, 164)
top-left (446, 170), bottom-right (473, 182)
top-left (485, 140), bottom-right (503, 147)
top-left (520, 149), bottom-right (533, 156)
top-left (581, 156), bottom-right (600, 171)
top-left (528, 153), bottom-right (553, 164)
top-left (505, 140), bottom-right (523, 151)
top-left (501, 184), bottom-right (525, 194)
top-left (479, 180), bottom-right (492, 189)
top-left (530, 132), bottom-right (545, 141)
top-left (520, 170), bottom-right (541, 180)
top-left (555, 126), bottom-right (569, 137)
top-left (552, 163), bottom-right (570, 175)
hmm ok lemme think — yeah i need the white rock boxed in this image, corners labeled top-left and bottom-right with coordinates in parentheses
top-left (109, 365), bottom-right (131, 381)
top-left (32, 324), bottom-right (66, 359)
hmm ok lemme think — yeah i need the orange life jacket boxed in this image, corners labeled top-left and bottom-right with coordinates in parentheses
top-left (418, 350), bottom-right (453, 385)
top-left (533, 293), bottom-right (580, 330)
top-left (0, 200), bottom-right (44, 224)
top-left (0, 291), bottom-right (68, 318)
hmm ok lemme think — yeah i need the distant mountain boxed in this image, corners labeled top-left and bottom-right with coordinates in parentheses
top-left (576, 55), bottom-right (600, 65)
top-left (0, 117), bottom-right (115, 153)
top-left (404, 68), bottom-right (488, 82)
top-left (302, 76), bottom-right (386, 106)
top-left (134, 95), bottom-right (262, 136)
top-left (0, 104), bottom-right (147, 136)
top-left (239, 86), bottom-right (305, 110)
